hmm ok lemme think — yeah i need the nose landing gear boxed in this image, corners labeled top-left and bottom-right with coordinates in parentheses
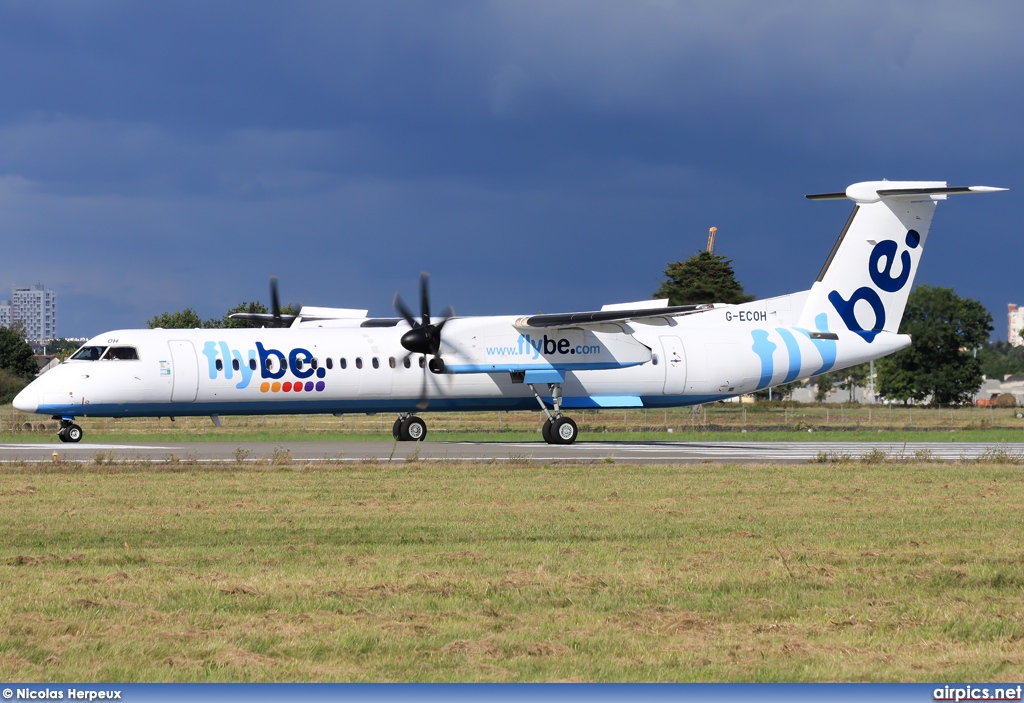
top-left (57, 419), bottom-right (83, 443)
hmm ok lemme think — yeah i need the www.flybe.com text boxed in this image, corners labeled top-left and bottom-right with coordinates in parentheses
top-left (486, 334), bottom-right (602, 360)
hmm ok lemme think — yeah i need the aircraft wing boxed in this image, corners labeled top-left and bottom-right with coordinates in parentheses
top-left (515, 303), bottom-right (714, 329)
top-left (228, 312), bottom-right (298, 325)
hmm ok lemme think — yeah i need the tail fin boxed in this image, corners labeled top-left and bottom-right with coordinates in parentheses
top-left (797, 181), bottom-right (1006, 342)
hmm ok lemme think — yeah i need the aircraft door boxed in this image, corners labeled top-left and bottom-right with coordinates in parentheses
top-left (660, 336), bottom-right (686, 395)
top-left (168, 340), bottom-right (199, 402)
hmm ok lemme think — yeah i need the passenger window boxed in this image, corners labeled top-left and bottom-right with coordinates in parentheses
top-left (265, 358), bottom-right (273, 371)
top-left (215, 359), bottom-right (224, 371)
top-left (340, 358), bottom-right (347, 369)
top-left (249, 358), bottom-right (257, 371)
top-left (389, 357), bottom-right (396, 369)
top-left (652, 354), bottom-right (659, 366)
top-left (232, 359), bottom-right (240, 371)
top-left (326, 358), bottom-right (333, 370)
top-left (355, 357), bottom-right (362, 369)
top-left (311, 358), bottom-right (318, 370)
top-left (403, 357), bottom-right (411, 369)
top-left (418, 356), bottom-right (425, 369)
top-left (372, 357), bottom-right (379, 369)
top-left (295, 358), bottom-right (304, 371)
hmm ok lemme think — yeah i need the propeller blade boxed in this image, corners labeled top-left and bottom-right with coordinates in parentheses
top-left (393, 293), bottom-right (420, 329)
top-left (419, 271), bottom-right (431, 328)
top-left (269, 276), bottom-right (282, 328)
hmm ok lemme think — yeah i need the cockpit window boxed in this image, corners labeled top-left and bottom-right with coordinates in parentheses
top-left (103, 346), bottom-right (140, 361)
top-left (70, 346), bottom-right (107, 361)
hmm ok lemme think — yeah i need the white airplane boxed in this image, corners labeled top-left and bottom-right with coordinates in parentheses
top-left (13, 180), bottom-right (1005, 445)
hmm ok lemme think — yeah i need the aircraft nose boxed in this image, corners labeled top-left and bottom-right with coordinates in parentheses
top-left (12, 386), bottom-right (37, 413)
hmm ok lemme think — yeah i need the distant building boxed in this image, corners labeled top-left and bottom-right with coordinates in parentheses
top-left (1010, 304), bottom-right (1024, 347)
top-left (0, 299), bottom-right (9, 329)
top-left (6, 284), bottom-right (58, 342)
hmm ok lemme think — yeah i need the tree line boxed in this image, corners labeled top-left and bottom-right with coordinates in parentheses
top-left (147, 301), bottom-right (299, 330)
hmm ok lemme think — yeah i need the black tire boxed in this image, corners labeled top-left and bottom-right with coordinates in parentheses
top-left (65, 424), bottom-right (83, 443)
top-left (401, 416), bottom-right (427, 442)
top-left (392, 418), bottom-right (404, 441)
top-left (551, 417), bottom-right (578, 445)
top-left (541, 419), bottom-right (554, 444)
top-left (57, 427), bottom-right (69, 443)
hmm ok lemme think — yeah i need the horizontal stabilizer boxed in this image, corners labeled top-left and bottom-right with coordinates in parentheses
top-left (807, 183), bottom-right (1007, 203)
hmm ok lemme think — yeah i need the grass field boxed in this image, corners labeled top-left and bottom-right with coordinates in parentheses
top-left (1, 458), bottom-right (1023, 682)
top-left (3, 402), bottom-right (1024, 444)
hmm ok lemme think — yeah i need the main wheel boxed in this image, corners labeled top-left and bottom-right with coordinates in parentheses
top-left (65, 424), bottom-right (83, 443)
top-left (541, 419), bottom-right (554, 444)
top-left (401, 416), bottom-right (427, 442)
top-left (392, 418), bottom-right (404, 441)
top-left (551, 417), bottom-right (578, 445)
top-left (57, 426), bottom-right (69, 443)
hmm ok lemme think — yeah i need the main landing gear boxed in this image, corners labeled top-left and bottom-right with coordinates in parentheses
top-left (393, 414), bottom-right (427, 442)
top-left (56, 418), bottom-right (83, 443)
top-left (530, 382), bottom-right (578, 445)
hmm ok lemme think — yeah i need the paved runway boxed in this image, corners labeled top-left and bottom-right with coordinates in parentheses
top-left (1, 440), bottom-right (1021, 464)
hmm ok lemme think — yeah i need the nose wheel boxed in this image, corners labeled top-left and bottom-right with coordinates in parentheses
top-left (57, 421), bottom-right (83, 443)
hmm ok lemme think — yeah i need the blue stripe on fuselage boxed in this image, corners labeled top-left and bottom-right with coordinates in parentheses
top-left (36, 393), bottom-right (732, 418)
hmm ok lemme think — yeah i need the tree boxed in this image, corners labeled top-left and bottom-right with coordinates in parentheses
top-left (221, 301), bottom-right (269, 329)
top-left (977, 341), bottom-right (1024, 380)
top-left (0, 370), bottom-right (29, 405)
top-left (654, 250), bottom-right (754, 305)
top-left (147, 308), bottom-right (206, 329)
top-left (43, 338), bottom-right (87, 359)
top-left (148, 301), bottom-right (300, 330)
top-left (876, 285), bottom-right (992, 405)
top-left (0, 326), bottom-right (39, 379)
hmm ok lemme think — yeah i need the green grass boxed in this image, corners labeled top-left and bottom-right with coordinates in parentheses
top-left (1, 459), bottom-right (1023, 681)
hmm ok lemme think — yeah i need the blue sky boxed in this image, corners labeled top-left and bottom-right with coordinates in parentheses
top-left (0, 1), bottom-right (1020, 338)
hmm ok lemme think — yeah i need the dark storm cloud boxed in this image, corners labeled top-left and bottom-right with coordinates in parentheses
top-left (0, 1), bottom-right (1020, 336)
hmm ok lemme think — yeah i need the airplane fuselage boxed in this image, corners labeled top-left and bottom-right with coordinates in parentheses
top-left (16, 297), bottom-right (906, 420)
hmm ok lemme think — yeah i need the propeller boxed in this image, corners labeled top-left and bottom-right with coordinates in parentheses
top-left (269, 275), bottom-right (285, 328)
top-left (393, 272), bottom-right (454, 409)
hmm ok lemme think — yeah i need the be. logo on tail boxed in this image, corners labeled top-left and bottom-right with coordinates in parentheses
top-left (827, 229), bottom-right (920, 343)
